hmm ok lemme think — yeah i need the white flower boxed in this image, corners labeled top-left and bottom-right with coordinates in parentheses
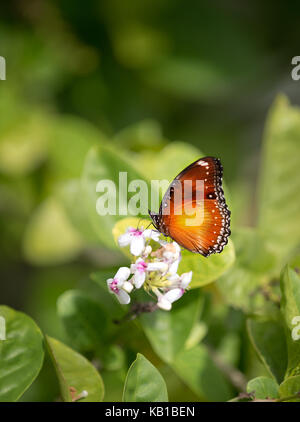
top-left (168, 258), bottom-right (180, 275)
top-left (152, 241), bottom-right (182, 275)
top-left (106, 267), bottom-right (131, 304)
top-left (118, 227), bottom-right (160, 256)
top-left (153, 271), bottom-right (193, 311)
top-left (122, 281), bottom-right (134, 293)
top-left (168, 271), bottom-right (193, 289)
top-left (164, 243), bottom-right (181, 276)
top-left (110, 226), bottom-right (193, 312)
top-left (179, 271), bottom-right (193, 289)
top-left (143, 229), bottom-right (160, 242)
top-left (131, 258), bottom-right (168, 288)
top-left (156, 288), bottom-right (185, 311)
top-left (142, 245), bottom-right (152, 258)
top-left (162, 242), bottom-right (181, 261)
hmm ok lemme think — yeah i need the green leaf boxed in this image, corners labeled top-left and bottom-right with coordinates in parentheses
top-left (24, 266), bottom-right (87, 341)
top-left (218, 267), bottom-right (268, 314)
top-left (0, 306), bottom-right (44, 402)
top-left (247, 376), bottom-right (279, 399)
top-left (149, 141), bottom-right (204, 182)
top-left (48, 115), bottom-right (106, 180)
top-left (0, 110), bottom-right (49, 176)
top-left (101, 345), bottom-right (126, 372)
top-left (280, 266), bottom-right (300, 378)
top-left (130, 142), bottom-right (208, 197)
top-left (56, 180), bottom-right (100, 244)
top-left (46, 336), bottom-right (104, 402)
top-left (217, 228), bottom-right (277, 313)
top-left (146, 58), bottom-right (230, 101)
top-left (123, 353), bottom-right (168, 402)
top-left (140, 289), bottom-right (203, 364)
top-left (112, 23), bottom-right (168, 69)
top-left (128, 141), bottom-right (204, 187)
top-left (217, 332), bottom-right (241, 367)
top-left (184, 322), bottom-right (208, 350)
top-left (230, 228), bottom-right (276, 275)
top-left (172, 345), bottom-right (233, 401)
top-left (279, 375), bottom-right (300, 402)
top-left (280, 266), bottom-right (300, 331)
top-left (57, 290), bottom-right (108, 354)
top-left (114, 119), bottom-right (165, 152)
top-left (22, 197), bottom-right (83, 266)
top-left (81, 145), bottom-right (149, 249)
top-left (257, 96), bottom-right (300, 263)
top-left (247, 318), bottom-right (287, 384)
top-left (180, 239), bottom-right (235, 288)
top-left (102, 368), bottom-right (126, 402)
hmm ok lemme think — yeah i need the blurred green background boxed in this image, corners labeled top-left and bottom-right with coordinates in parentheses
top-left (1, 0), bottom-right (300, 402)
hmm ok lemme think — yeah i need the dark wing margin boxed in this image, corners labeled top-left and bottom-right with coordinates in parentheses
top-left (210, 157), bottom-right (231, 255)
top-left (149, 156), bottom-right (231, 256)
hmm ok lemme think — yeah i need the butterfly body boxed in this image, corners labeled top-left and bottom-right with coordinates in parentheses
top-left (148, 156), bottom-right (231, 257)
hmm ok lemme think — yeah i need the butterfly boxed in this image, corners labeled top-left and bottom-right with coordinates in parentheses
top-left (148, 156), bottom-right (231, 256)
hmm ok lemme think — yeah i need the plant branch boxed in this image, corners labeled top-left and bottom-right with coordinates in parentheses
top-left (206, 344), bottom-right (248, 392)
top-left (113, 301), bottom-right (158, 324)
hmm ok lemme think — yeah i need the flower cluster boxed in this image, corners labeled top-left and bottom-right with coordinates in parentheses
top-left (106, 226), bottom-right (192, 311)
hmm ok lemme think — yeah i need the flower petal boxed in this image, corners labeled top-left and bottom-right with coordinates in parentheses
top-left (130, 258), bottom-right (144, 273)
top-left (180, 271), bottom-right (193, 289)
top-left (147, 261), bottom-right (168, 272)
top-left (157, 297), bottom-right (172, 311)
top-left (133, 271), bottom-right (146, 289)
top-left (116, 289), bottom-right (131, 305)
top-left (106, 278), bottom-right (114, 291)
top-left (144, 229), bottom-right (160, 242)
top-left (114, 267), bottom-right (130, 283)
top-left (118, 232), bottom-right (132, 247)
top-left (173, 242), bottom-right (181, 254)
top-left (122, 281), bottom-right (134, 293)
top-left (130, 235), bottom-right (145, 256)
top-left (142, 229), bottom-right (151, 238)
top-left (142, 245), bottom-right (152, 257)
top-left (169, 259), bottom-right (180, 275)
top-left (163, 288), bottom-right (184, 303)
top-left (167, 273), bottom-right (181, 284)
top-left (163, 251), bottom-right (174, 260)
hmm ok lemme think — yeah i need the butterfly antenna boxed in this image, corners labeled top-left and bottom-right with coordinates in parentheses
top-left (136, 217), bottom-right (142, 230)
top-left (144, 221), bottom-right (153, 230)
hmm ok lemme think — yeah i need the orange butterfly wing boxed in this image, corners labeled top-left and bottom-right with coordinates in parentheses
top-left (151, 157), bottom-right (230, 256)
